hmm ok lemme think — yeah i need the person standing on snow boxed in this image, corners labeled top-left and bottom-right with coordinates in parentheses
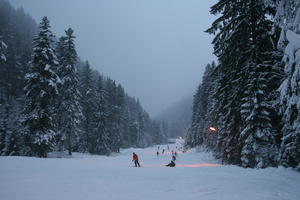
top-left (132, 152), bottom-right (141, 167)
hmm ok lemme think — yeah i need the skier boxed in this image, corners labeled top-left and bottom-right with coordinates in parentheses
top-left (132, 152), bottom-right (141, 167)
top-left (175, 151), bottom-right (178, 156)
top-left (162, 149), bottom-right (165, 154)
top-left (166, 160), bottom-right (176, 167)
top-left (156, 151), bottom-right (159, 157)
top-left (172, 155), bottom-right (176, 161)
top-left (167, 145), bottom-right (170, 150)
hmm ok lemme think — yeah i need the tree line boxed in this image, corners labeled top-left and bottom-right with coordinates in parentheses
top-left (0, 1), bottom-right (166, 157)
top-left (186, 0), bottom-right (300, 169)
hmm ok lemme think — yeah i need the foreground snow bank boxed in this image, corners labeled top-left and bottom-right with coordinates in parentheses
top-left (0, 140), bottom-right (299, 200)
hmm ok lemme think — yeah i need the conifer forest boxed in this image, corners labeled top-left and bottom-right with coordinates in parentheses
top-left (0, 0), bottom-right (166, 158)
top-left (186, 0), bottom-right (300, 169)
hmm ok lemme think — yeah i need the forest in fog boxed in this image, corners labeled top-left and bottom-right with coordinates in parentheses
top-left (186, 0), bottom-right (300, 169)
top-left (0, 0), bottom-right (167, 157)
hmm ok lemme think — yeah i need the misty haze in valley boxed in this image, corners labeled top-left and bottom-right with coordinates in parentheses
top-left (7, 0), bottom-right (216, 116)
top-left (155, 95), bottom-right (193, 138)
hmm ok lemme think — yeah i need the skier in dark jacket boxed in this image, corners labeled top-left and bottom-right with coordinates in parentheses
top-left (172, 155), bottom-right (176, 161)
top-left (166, 160), bottom-right (176, 167)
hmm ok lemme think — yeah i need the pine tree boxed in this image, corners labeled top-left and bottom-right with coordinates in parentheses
top-left (0, 35), bottom-right (7, 61)
top-left (276, 0), bottom-right (300, 168)
top-left (206, 0), bottom-right (281, 166)
top-left (105, 80), bottom-right (124, 152)
top-left (23, 17), bottom-right (59, 157)
top-left (79, 61), bottom-right (96, 153)
top-left (56, 28), bottom-right (82, 155)
top-left (186, 62), bottom-right (219, 149)
top-left (2, 99), bottom-right (24, 156)
top-left (188, 83), bottom-right (205, 148)
top-left (266, 0), bottom-right (300, 169)
top-left (92, 76), bottom-right (110, 155)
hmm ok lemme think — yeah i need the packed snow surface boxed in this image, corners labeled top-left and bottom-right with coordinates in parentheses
top-left (0, 139), bottom-right (299, 200)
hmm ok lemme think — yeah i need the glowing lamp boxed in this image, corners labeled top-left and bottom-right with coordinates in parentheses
top-left (209, 127), bottom-right (217, 132)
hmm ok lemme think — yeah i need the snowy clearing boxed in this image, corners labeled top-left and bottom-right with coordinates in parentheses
top-left (0, 139), bottom-right (299, 200)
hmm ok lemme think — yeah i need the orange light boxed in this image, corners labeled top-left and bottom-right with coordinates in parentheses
top-left (209, 127), bottom-right (217, 132)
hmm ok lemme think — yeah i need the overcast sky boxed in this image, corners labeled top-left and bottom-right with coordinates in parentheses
top-left (9, 0), bottom-right (216, 116)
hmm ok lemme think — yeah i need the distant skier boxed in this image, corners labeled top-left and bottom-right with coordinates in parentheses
top-left (156, 151), bottom-right (159, 157)
top-left (162, 149), bottom-right (165, 154)
top-left (175, 152), bottom-right (178, 156)
top-left (172, 155), bottom-right (176, 161)
top-left (167, 145), bottom-right (170, 150)
top-left (171, 150), bottom-right (174, 155)
top-left (166, 160), bottom-right (176, 167)
top-left (132, 152), bottom-right (141, 167)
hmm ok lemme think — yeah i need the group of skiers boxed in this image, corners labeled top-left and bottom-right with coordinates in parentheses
top-left (133, 145), bottom-right (183, 167)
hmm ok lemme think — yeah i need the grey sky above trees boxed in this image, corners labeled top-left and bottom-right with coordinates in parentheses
top-left (8, 0), bottom-right (216, 116)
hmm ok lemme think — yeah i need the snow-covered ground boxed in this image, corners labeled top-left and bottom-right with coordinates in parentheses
top-left (0, 139), bottom-right (299, 200)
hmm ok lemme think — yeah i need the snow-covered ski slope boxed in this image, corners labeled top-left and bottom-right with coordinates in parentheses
top-left (0, 139), bottom-right (299, 200)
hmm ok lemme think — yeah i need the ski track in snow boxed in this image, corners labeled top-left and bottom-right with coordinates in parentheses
top-left (0, 139), bottom-right (299, 200)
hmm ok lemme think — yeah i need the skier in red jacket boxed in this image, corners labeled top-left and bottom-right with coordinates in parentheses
top-left (132, 152), bottom-right (141, 167)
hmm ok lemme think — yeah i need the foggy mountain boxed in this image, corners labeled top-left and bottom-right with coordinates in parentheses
top-left (155, 95), bottom-right (192, 138)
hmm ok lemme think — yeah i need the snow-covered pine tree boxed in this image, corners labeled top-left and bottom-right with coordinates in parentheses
top-left (0, 36), bottom-right (8, 154)
top-left (206, 0), bottom-right (251, 164)
top-left (0, 36), bottom-right (7, 62)
top-left (150, 120), bottom-right (162, 145)
top-left (23, 16), bottom-right (60, 157)
top-left (201, 62), bottom-right (219, 149)
top-left (2, 99), bottom-right (24, 156)
top-left (276, 0), bottom-right (300, 168)
top-left (92, 76), bottom-right (110, 155)
top-left (0, 1), bottom-right (37, 156)
top-left (136, 110), bottom-right (146, 147)
top-left (185, 61), bottom-right (219, 149)
top-left (122, 96), bottom-right (142, 147)
top-left (206, 0), bottom-right (281, 166)
top-left (79, 61), bottom-right (95, 153)
top-left (105, 80), bottom-right (124, 152)
top-left (190, 84), bottom-right (204, 147)
top-left (55, 28), bottom-right (82, 155)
